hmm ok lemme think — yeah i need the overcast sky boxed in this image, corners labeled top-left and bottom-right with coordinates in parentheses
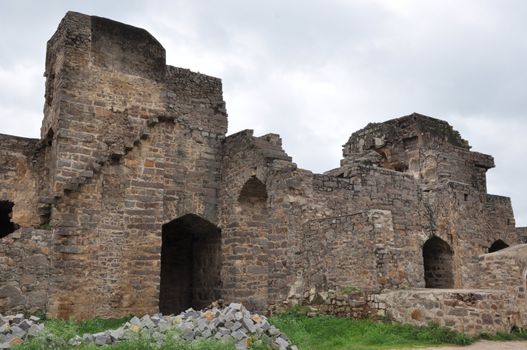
top-left (1, 0), bottom-right (526, 225)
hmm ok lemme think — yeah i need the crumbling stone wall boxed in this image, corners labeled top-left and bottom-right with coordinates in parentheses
top-left (0, 135), bottom-right (42, 228)
top-left (0, 12), bottom-right (525, 326)
top-left (37, 12), bottom-right (227, 319)
top-left (219, 130), bottom-right (293, 312)
top-left (0, 229), bottom-right (51, 314)
top-left (218, 119), bottom-right (522, 315)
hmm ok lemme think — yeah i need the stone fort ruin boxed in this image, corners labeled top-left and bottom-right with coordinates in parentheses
top-left (1, 12), bottom-right (527, 334)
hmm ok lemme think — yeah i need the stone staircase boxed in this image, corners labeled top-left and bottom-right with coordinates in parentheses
top-left (36, 117), bottom-right (161, 224)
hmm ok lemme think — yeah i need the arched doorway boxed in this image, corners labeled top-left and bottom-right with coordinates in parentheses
top-left (488, 239), bottom-right (509, 253)
top-left (0, 201), bottom-right (16, 238)
top-left (159, 214), bottom-right (221, 315)
top-left (423, 236), bottom-right (454, 288)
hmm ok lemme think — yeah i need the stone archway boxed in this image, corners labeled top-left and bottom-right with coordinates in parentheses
top-left (0, 201), bottom-right (16, 238)
top-left (159, 214), bottom-right (221, 315)
top-left (423, 236), bottom-right (454, 288)
top-left (489, 239), bottom-right (509, 253)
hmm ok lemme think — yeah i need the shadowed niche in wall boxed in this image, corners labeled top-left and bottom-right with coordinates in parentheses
top-left (239, 177), bottom-right (268, 204)
top-left (0, 201), bottom-right (17, 238)
top-left (159, 214), bottom-right (221, 315)
top-left (489, 239), bottom-right (509, 253)
top-left (236, 176), bottom-right (269, 312)
top-left (423, 236), bottom-right (454, 288)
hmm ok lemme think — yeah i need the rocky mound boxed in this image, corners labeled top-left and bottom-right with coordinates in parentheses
top-left (1, 303), bottom-right (297, 350)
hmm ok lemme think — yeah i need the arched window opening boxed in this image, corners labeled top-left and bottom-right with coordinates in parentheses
top-left (159, 214), bottom-right (221, 315)
top-left (238, 177), bottom-right (267, 204)
top-left (489, 239), bottom-right (509, 253)
top-left (423, 236), bottom-right (454, 288)
top-left (0, 201), bottom-right (17, 238)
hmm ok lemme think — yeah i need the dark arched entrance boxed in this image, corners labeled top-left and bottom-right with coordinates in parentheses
top-left (489, 239), bottom-right (509, 253)
top-left (159, 214), bottom-right (221, 315)
top-left (423, 236), bottom-right (454, 288)
top-left (0, 201), bottom-right (16, 238)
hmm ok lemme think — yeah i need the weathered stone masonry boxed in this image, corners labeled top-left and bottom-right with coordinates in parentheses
top-left (1, 12), bottom-right (527, 334)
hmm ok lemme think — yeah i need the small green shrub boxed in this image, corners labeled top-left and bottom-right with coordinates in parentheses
top-left (339, 286), bottom-right (362, 295)
top-left (38, 223), bottom-right (52, 230)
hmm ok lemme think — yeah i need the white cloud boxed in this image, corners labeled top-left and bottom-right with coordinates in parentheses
top-left (0, 0), bottom-right (525, 225)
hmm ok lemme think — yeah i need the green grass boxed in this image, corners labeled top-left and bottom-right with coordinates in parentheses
top-left (13, 312), bottom-right (527, 350)
top-left (14, 317), bottom-right (245, 350)
top-left (269, 311), bottom-right (474, 350)
top-left (480, 329), bottom-right (527, 341)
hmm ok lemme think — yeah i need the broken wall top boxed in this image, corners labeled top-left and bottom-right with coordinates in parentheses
top-left (343, 113), bottom-right (470, 158)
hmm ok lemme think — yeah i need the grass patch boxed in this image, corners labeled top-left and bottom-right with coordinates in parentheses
top-left (42, 317), bottom-right (130, 340)
top-left (480, 329), bottom-right (527, 341)
top-left (14, 317), bottom-right (270, 350)
top-left (14, 312), bottom-right (527, 350)
top-left (269, 311), bottom-right (474, 350)
top-left (339, 286), bottom-right (362, 295)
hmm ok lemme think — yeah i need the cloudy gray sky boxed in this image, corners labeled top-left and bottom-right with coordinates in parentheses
top-left (1, 0), bottom-right (526, 225)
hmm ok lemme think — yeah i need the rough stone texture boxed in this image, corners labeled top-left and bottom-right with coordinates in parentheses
top-left (1, 303), bottom-right (296, 350)
top-left (0, 11), bottom-right (526, 334)
top-left (0, 135), bottom-right (44, 228)
top-left (0, 314), bottom-right (44, 348)
top-left (517, 227), bottom-right (527, 243)
top-left (0, 229), bottom-right (51, 314)
top-left (377, 289), bottom-right (520, 335)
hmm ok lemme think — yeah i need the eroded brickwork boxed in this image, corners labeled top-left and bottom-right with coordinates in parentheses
top-left (0, 229), bottom-right (51, 314)
top-left (0, 12), bottom-right (526, 334)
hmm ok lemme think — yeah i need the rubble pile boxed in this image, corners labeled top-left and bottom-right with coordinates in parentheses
top-left (0, 314), bottom-right (44, 348)
top-left (1, 303), bottom-right (297, 350)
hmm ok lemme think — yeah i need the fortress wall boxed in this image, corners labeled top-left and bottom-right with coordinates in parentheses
top-left (0, 11), bottom-right (525, 323)
top-left (219, 130), bottom-right (294, 312)
top-left (300, 210), bottom-right (394, 293)
top-left (39, 12), bottom-right (227, 319)
top-left (47, 117), bottom-right (225, 319)
top-left (302, 168), bottom-right (424, 291)
top-left (219, 134), bottom-right (426, 311)
top-left (430, 184), bottom-right (519, 288)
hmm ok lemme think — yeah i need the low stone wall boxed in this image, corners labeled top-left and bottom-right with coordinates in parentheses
top-left (272, 288), bottom-right (383, 319)
top-left (378, 289), bottom-right (520, 335)
top-left (0, 228), bottom-right (51, 315)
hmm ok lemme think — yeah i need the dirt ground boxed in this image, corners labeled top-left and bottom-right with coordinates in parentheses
top-left (414, 340), bottom-right (527, 350)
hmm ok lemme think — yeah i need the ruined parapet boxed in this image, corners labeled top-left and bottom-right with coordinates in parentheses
top-left (165, 66), bottom-right (227, 134)
top-left (339, 113), bottom-right (494, 192)
top-left (343, 113), bottom-right (470, 158)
